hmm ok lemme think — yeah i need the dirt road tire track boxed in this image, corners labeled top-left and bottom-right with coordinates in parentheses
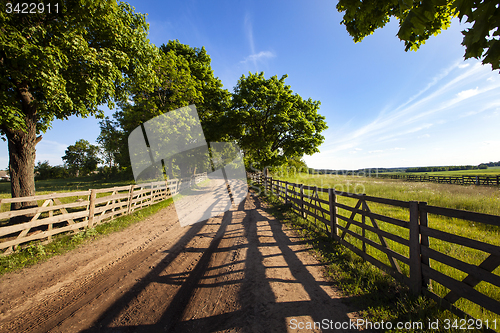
top-left (0, 191), bottom-right (363, 332)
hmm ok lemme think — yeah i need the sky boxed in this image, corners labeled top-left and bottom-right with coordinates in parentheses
top-left (2, 0), bottom-right (500, 171)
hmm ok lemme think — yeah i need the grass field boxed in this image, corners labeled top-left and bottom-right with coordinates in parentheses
top-left (267, 172), bottom-right (500, 328)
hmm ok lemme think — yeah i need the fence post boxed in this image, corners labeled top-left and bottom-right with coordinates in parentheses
top-left (329, 188), bottom-right (337, 240)
top-left (409, 201), bottom-right (422, 296)
top-left (362, 197), bottom-right (366, 253)
top-left (88, 189), bottom-right (96, 228)
top-left (269, 177), bottom-right (273, 194)
top-left (163, 180), bottom-right (168, 200)
top-left (419, 202), bottom-right (431, 290)
top-left (300, 185), bottom-right (305, 218)
top-left (149, 182), bottom-right (153, 206)
top-left (127, 185), bottom-right (134, 214)
top-left (277, 180), bottom-right (281, 201)
top-left (264, 175), bottom-right (268, 193)
top-left (48, 200), bottom-right (53, 240)
top-left (497, 175), bottom-right (499, 186)
top-left (284, 181), bottom-right (288, 204)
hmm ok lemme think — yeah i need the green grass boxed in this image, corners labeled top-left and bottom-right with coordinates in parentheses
top-left (261, 173), bottom-right (500, 330)
top-left (0, 197), bottom-right (173, 275)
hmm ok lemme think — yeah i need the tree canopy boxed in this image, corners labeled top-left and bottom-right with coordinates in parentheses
top-left (97, 116), bottom-right (122, 169)
top-left (1, 0), bottom-right (158, 135)
top-left (337, 0), bottom-right (500, 70)
top-left (161, 40), bottom-right (232, 142)
top-left (113, 40), bottom-right (231, 174)
top-left (0, 0), bottom-right (159, 212)
top-left (228, 72), bottom-right (327, 170)
top-left (62, 139), bottom-right (100, 177)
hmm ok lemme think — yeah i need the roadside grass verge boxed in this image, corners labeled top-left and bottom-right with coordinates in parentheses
top-left (253, 175), bottom-right (500, 331)
top-left (0, 197), bottom-right (173, 276)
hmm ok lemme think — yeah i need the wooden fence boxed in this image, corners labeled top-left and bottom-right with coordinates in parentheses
top-left (248, 172), bottom-right (500, 324)
top-left (0, 173), bottom-right (207, 254)
top-left (379, 174), bottom-right (500, 186)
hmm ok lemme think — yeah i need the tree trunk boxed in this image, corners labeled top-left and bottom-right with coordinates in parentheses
top-left (4, 83), bottom-right (42, 224)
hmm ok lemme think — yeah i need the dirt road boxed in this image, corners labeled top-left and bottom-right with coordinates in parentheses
top-left (0, 190), bottom-right (364, 332)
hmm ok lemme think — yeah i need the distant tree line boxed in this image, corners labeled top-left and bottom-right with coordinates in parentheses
top-left (313, 167), bottom-right (405, 175)
top-left (35, 139), bottom-right (120, 181)
top-left (484, 161), bottom-right (500, 167)
top-left (405, 162), bottom-right (500, 173)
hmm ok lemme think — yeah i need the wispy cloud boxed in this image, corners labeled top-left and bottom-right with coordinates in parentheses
top-left (36, 139), bottom-right (70, 166)
top-left (456, 87), bottom-right (479, 100)
top-left (325, 60), bottom-right (500, 151)
top-left (241, 51), bottom-right (276, 65)
top-left (242, 13), bottom-right (275, 69)
top-left (310, 58), bottom-right (500, 170)
top-left (38, 139), bottom-right (69, 151)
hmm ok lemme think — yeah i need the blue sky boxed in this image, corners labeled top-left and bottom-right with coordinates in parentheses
top-left (2, 0), bottom-right (499, 171)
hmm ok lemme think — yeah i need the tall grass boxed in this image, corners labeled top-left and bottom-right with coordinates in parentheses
top-left (265, 172), bottom-right (500, 329)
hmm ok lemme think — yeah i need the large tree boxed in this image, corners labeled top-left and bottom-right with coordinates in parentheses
top-left (114, 41), bottom-right (232, 173)
top-left (114, 46), bottom-right (202, 174)
top-left (0, 0), bottom-right (159, 216)
top-left (161, 40), bottom-right (232, 143)
top-left (228, 72), bottom-right (328, 170)
top-left (62, 139), bottom-right (100, 177)
top-left (97, 116), bottom-right (122, 169)
top-left (116, 48), bottom-right (201, 135)
top-left (337, 0), bottom-right (500, 70)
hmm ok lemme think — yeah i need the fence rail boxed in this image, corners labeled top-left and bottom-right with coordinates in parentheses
top-left (248, 172), bottom-right (500, 325)
top-left (379, 174), bottom-right (500, 186)
top-left (0, 173), bottom-right (207, 254)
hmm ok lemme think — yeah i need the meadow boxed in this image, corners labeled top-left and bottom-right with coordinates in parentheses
top-left (268, 172), bottom-right (500, 328)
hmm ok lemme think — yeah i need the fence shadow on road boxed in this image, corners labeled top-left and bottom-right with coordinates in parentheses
top-left (82, 193), bottom-right (371, 332)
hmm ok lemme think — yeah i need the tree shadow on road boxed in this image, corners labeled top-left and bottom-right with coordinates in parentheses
top-left (83, 193), bottom-right (371, 332)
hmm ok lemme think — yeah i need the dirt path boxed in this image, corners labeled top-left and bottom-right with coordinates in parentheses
top-left (0, 191), bottom-right (365, 333)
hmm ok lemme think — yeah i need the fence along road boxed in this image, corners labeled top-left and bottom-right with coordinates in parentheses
top-left (249, 172), bottom-right (500, 328)
top-left (378, 174), bottom-right (500, 186)
top-left (0, 173), bottom-right (208, 254)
